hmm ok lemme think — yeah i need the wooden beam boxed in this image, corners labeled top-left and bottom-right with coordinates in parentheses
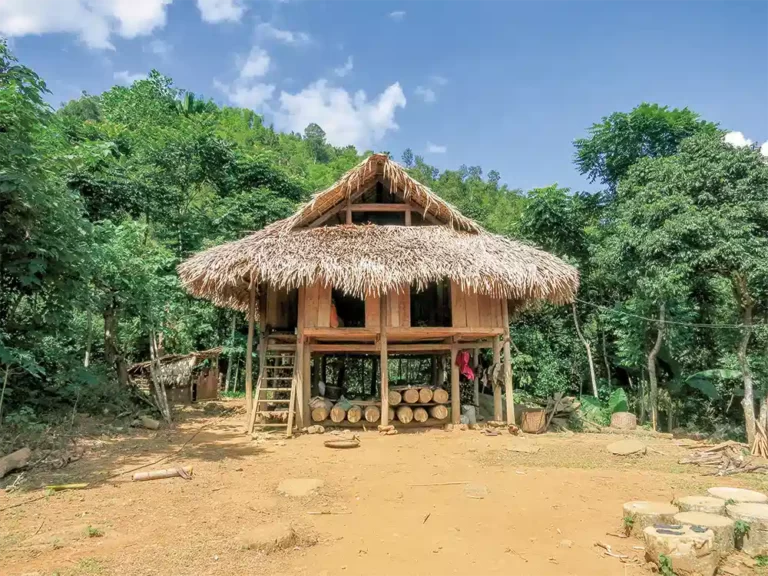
top-left (349, 203), bottom-right (408, 212)
top-left (502, 301), bottom-right (515, 426)
top-left (307, 186), bottom-right (370, 228)
top-left (380, 294), bottom-right (389, 427)
top-left (345, 196), bottom-right (352, 225)
top-left (492, 336), bottom-right (502, 422)
top-left (245, 283), bottom-right (256, 426)
top-left (308, 341), bottom-right (494, 354)
top-left (303, 326), bottom-right (503, 342)
top-left (302, 341), bottom-right (311, 427)
top-left (450, 346), bottom-right (460, 424)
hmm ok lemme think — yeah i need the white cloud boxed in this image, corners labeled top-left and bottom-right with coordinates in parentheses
top-left (426, 142), bottom-right (447, 154)
top-left (144, 38), bottom-right (171, 57)
top-left (761, 142), bottom-right (768, 157)
top-left (724, 131), bottom-right (753, 148)
top-left (274, 80), bottom-right (406, 150)
top-left (256, 22), bottom-right (310, 45)
top-left (114, 70), bottom-right (146, 84)
top-left (389, 10), bottom-right (406, 21)
top-left (430, 75), bottom-right (448, 86)
top-left (239, 46), bottom-right (270, 79)
top-left (334, 56), bottom-right (353, 77)
top-left (196, 0), bottom-right (246, 23)
top-left (414, 86), bottom-right (436, 103)
top-left (214, 79), bottom-right (275, 111)
top-left (0, 0), bottom-right (172, 49)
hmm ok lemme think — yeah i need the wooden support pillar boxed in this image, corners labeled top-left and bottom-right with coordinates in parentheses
top-left (404, 206), bottom-right (412, 226)
top-left (302, 341), bottom-right (311, 427)
top-left (245, 282), bottom-right (256, 426)
top-left (380, 294), bottom-right (389, 427)
top-left (450, 346), bottom-right (460, 424)
top-left (502, 301), bottom-right (515, 426)
top-left (492, 336), bottom-right (502, 422)
top-left (472, 349), bottom-right (480, 407)
top-left (345, 196), bottom-right (352, 224)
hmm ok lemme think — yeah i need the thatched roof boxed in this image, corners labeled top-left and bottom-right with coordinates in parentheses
top-left (128, 347), bottom-right (222, 375)
top-left (178, 154), bottom-right (579, 311)
top-left (285, 154), bottom-right (481, 232)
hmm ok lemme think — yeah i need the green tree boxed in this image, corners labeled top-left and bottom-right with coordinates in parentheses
top-left (574, 103), bottom-right (716, 192)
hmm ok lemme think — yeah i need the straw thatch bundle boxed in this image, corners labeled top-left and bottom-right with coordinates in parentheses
top-left (177, 155), bottom-right (579, 310)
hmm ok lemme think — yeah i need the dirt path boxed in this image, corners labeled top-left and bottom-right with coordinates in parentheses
top-left (2, 401), bottom-right (767, 576)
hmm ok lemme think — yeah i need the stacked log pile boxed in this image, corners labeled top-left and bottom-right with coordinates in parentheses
top-left (679, 441), bottom-right (768, 476)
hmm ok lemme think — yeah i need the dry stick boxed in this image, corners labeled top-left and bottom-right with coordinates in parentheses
top-left (307, 510), bottom-right (352, 516)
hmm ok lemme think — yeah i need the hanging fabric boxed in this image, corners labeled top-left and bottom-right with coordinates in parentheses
top-left (455, 350), bottom-right (475, 380)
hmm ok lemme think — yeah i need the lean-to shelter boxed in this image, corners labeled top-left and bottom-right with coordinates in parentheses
top-left (178, 154), bottom-right (579, 435)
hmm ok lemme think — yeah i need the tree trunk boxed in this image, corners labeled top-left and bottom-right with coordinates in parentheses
top-left (83, 308), bottom-right (92, 368)
top-left (647, 303), bottom-right (665, 432)
top-left (224, 315), bottom-right (236, 393)
top-left (149, 328), bottom-right (171, 423)
top-left (601, 325), bottom-right (611, 389)
top-left (0, 365), bottom-right (9, 429)
top-left (572, 303), bottom-right (598, 397)
top-left (104, 299), bottom-right (128, 387)
top-left (734, 276), bottom-right (755, 446)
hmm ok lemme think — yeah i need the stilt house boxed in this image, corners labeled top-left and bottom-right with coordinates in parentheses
top-left (178, 154), bottom-right (579, 434)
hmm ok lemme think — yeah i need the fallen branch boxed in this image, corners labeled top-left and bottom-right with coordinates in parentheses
top-left (45, 483), bottom-right (88, 491)
top-left (408, 481), bottom-right (471, 487)
top-left (132, 466), bottom-right (192, 481)
top-left (307, 510), bottom-right (352, 516)
top-left (595, 541), bottom-right (629, 559)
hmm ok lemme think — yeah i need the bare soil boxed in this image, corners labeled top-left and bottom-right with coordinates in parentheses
top-left (2, 400), bottom-right (768, 576)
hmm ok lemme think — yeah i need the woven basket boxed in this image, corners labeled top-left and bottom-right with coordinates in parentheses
top-left (521, 409), bottom-right (547, 434)
top-left (610, 411), bottom-right (637, 430)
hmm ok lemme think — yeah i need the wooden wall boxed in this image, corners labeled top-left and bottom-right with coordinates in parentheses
top-left (364, 290), bottom-right (411, 329)
top-left (301, 282), bottom-right (332, 328)
top-left (265, 287), bottom-right (298, 329)
top-left (450, 281), bottom-right (504, 329)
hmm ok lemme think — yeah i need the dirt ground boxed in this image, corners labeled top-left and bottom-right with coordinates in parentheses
top-left (2, 400), bottom-right (768, 576)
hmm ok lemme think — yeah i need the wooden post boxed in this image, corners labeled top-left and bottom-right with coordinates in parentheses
top-left (302, 341), bottom-right (311, 427)
top-left (502, 301), bottom-right (515, 426)
top-left (245, 282), bottom-right (256, 425)
top-left (404, 206), bottom-right (412, 226)
top-left (380, 294), bottom-right (389, 427)
top-left (492, 337), bottom-right (502, 422)
top-left (450, 346), bottom-right (460, 424)
top-left (472, 349), bottom-right (480, 407)
top-left (345, 196), bottom-right (352, 224)
top-left (293, 342), bottom-right (303, 430)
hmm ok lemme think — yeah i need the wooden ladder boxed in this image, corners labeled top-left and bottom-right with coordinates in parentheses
top-left (248, 342), bottom-right (299, 437)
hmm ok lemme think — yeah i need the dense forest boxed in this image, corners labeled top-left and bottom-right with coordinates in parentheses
top-left (2, 41), bottom-right (768, 442)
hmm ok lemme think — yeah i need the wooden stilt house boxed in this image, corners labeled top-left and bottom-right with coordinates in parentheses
top-left (178, 154), bottom-right (579, 435)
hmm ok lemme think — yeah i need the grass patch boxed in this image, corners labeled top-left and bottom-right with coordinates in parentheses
top-left (86, 525), bottom-right (104, 538)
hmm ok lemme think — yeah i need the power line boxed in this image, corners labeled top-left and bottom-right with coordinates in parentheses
top-left (573, 298), bottom-right (754, 330)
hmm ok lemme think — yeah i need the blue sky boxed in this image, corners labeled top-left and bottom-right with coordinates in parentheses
top-left (3, 0), bottom-right (767, 191)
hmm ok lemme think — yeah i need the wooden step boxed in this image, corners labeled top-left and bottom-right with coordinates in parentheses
top-left (256, 410), bottom-right (288, 416)
top-left (253, 423), bottom-right (289, 428)
top-left (260, 387), bottom-right (292, 392)
top-left (256, 399), bottom-right (291, 404)
top-left (265, 365), bottom-right (294, 369)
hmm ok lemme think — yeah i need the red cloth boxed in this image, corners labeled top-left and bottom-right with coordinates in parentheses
top-left (455, 350), bottom-right (475, 380)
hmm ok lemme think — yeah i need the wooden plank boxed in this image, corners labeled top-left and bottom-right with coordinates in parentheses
top-left (404, 206), bottom-right (412, 226)
top-left (309, 342), bottom-right (493, 354)
top-left (490, 297), bottom-right (503, 328)
top-left (345, 197), bottom-right (352, 224)
top-left (266, 287), bottom-right (279, 329)
top-left (350, 203), bottom-right (408, 212)
top-left (388, 290), bottom-right (400, 328)
top-left (304, 282), bottom-right (319, 329)
top-left (398, 288), bottom-right (410, 328)
top-left (477, 294), bottom-right (492, 328)
top-left (380, 294), bottom-right (389, 427)
top-left (450, 346), bottom-right (460, 424)
top-left (316, 283), bottom-right (331, 328)
top-left (365, 294), bottom-right (380, 329)
top-left (451, 281), bottom-right (467, 328)
top-left (303, 326), bottom-right (503, 342)
top-left (464, 290), bottom-right (480, 328)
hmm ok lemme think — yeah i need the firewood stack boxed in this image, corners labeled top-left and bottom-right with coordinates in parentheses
top-left (679, 440), bottom-right (768, 476)
top-left (753, 422), bottom-right (768, 458)
top-left (545, 395), bottom-right (581, 431)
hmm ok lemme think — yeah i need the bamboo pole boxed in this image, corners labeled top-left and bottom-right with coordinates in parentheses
top-left (451, 346), bottom-right (460, 424)
top-left (380, 294), bottom-right (389, 427)
top-left (245, 282), bottom-right (256, 425)
top-left (492, 336), bottom-right (502, 422)
top-left (502, 302), bottom-right (515, 426)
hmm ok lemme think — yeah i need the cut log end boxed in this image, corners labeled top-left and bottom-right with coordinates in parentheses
top-left (674, 496), bottom-right (726, 515)
top-left (330, 405), bottom-right (346, 423)
top-left (346, 405), bottom-right (363, 424)
top-left (364, 405), bottom-right (381, 423)
top-left (430, 405), bottom-right (449, 421)
top-left (674, 511), bottom-right (735, 556)
top-left (388, 390), bottom-right (402, 406)
top-left (708, 487), bottom-right (768, 504)
top-left (311, 407), bottom-right (329, 423)
top-left (643, 525), bottom-right (717, 576)
top-left (402, 388), bottom-right (419, 404)
top-left (413, 407), bottom-right (428, 423)
top-left (623, 501), bottom-right (679, 536)
top-left (432, 388), bottom-right (449, 404)
top-left (396, 405), bottom-right (414, 424)
top-left (418, 388), bottom-right (433, 404)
